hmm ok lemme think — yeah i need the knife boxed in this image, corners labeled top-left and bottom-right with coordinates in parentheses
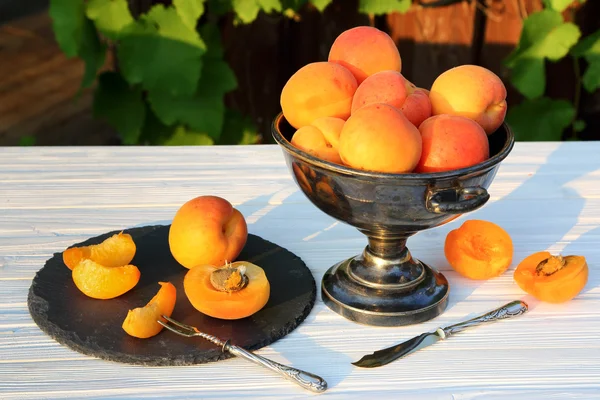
top-left (352, 300), bottom-right (529, 368)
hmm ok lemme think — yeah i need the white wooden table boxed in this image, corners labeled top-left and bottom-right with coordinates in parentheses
top-left (1, 143), bottom-right (599, 399)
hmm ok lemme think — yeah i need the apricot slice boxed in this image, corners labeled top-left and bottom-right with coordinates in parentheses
top-left (514, 252), bottom-right (588, 303)
top-left (184, 261), bottom-right (270, 320)
top-left (72, 259), bottom-right (141, 299)
top-left (444, 220), bottom-right (513, 280)
top-left (63, 232), bottom-right (136, 270)
top-left (122, 282), bottom-right (177, 338)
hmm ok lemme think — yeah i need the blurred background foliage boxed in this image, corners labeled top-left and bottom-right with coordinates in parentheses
top-left (3, 0), bottom-right (600, 145)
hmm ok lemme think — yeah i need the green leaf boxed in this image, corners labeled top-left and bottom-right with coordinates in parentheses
top-left (93, 72), bottom-right (146, 144)
top-left (281, 0), bottom-right (308, 10)
top-left (506, 97), bottom-right (575, 141)
top-left (358, 0), bottom-right (411, 15)
top-left (18, 136), bottom-right (36, 146)
top-left (219, 108), bottom-right (261, 144)
top-left (86, 0), bottom-right (134, 40)
top-left (571, 30), bottom-right (600, 92)
top-left (207, 0), bottom-right (233, 15)
top-left (543, 0), bottom-right (575, 12)
top-left (310, 0), bottom-right (333, 11)
top-left (49, 0), bottom-right (85, 57)
top-left (118, 5), bottom-right (206, 97)
top-left (504, 10), bottom-right (581, 99)
top-left (139, 106), bottom-right (176, 145)
top-left (148, 58), bottom-right (237, 140)
top-left (79, 17), bottom-right (107, 88)
top-left (258, 0), bottom-right (283, 13)
top-left (573, 119), bottom-right (586, 132)
top-left (233, 0), bottom-right (261, 23)
top-left (174, 0), bottom-right (206, 30)
top-left (164, 126), bottom-right (214, 145)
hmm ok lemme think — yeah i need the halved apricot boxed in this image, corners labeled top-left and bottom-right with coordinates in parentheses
top-left (513, 251), bottom-right (588, 303)
top-left (184, 261), bottom-right (270, 320)
top-left (63, 232), bottom-right (136, 270)
top-left (122, 282), bottom-right (177, 338)
top-left (72, 259), bottom-right (141, 299)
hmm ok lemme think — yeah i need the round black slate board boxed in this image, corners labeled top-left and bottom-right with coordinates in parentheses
top-left (27, 225), bottom-right (316, 366)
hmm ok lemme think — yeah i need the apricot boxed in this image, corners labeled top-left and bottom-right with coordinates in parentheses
top-left (169, 195), bottom-right (248, 270)
top-left (72, 259), bottom-right (141, 299)
top-left (63, 232), bottom-right (136, 270)
top-left (415, 114), bottom-right (489, 173)
top-left (514, 252), bottom-right (588, 303)
top-left (430, 64), bottom-right (507, 134)
top-left (122, 282), bottom-right (177, 339)
top-left (290, 117), bottom-right (344, 164)
top-left (401, 82), bottom-right (432, 128)
top-left (184, 261), bottom-right (270, 320)
top-left (280, 61), bottom-right (358, 129)
top-left (444, 219), bottom-right (513, 280)
top-left (328, 26), bottom-right (401, 84)
top-left (350, 70), bottom-right (408, 114)
top-left (338, 103), bottom-right (422, 173)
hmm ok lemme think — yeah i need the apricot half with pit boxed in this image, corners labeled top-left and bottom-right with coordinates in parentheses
top-left (514, 252), bottom-right (588, 303)
top-left (72, 259), bottom-right (141, 299)
top-left (63, 231), bottom-right (136, 270)
top-left (183, 261), bottom-right (270, 320)
top-left (122, 281), bottom-right (177, 338)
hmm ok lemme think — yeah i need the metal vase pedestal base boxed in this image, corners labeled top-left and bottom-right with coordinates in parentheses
top-left (321, 237), bottom-right (449, 327)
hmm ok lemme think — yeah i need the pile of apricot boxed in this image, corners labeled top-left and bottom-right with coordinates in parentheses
top-left (62, 195), bottom-right (271, 339)
top-left (444, 219), bottom-right (589, 303)
top-left (281, 26), bottom-right (505, 174)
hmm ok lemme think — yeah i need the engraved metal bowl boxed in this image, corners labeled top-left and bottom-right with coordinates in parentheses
top-left (272, 112), bottom-right (514, 326)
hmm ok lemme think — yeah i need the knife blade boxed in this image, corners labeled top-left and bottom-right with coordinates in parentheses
top-left (352, 300), bottom-right (529, 368)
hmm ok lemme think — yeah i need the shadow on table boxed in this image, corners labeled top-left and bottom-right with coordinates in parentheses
top-left (409, 142), bottom-right (600, 314)
top-left (561, 225), bottom-right (600, 295)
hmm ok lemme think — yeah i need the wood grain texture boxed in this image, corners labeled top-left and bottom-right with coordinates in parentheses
top-left (1, 143), bottom-right (599, 399)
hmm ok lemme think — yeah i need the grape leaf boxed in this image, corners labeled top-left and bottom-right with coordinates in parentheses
top-left (207, 0), bottom-right (233, 15)
top-left (571, 30), bottom-right (600, 92)
top-left (310, 0), bottom-right (333, 11)
top-left (358, 0), bottom-right (411, 15)
top-left (504, 10), bottom-right (581, 99)
top-left (93, 72), bottom-right (146, 144)
top-left (233, 0), bottom-right (261, 23)
top-left (49, 0), bottom-right (85, 57)
top-left (543, 0), bottom-right (575, 12)
top-left (86, 0), bottom-right (134, 40)
top-left (117, 5), bottom-right (206, 97)
top-left (573, 119), bottom-right (586, 133)
top-left (79, 17), bottom-right (107, 88)
top-left (18, 136), bottom-right (36, 146)
top-left (506, 97), bottom-right (575, 141)
top-left (139, 106), bottom-right (176, 145)
top-left (258, 0), bottom-right (283, 13)
top-left (219, 108), bottom-right (261, 145)
top-left (174, 0), bottom-right (206, 30)
top-left (281, 0), bottom-right (308, 10)
top-left (164, 126), bottom-right (214, 145)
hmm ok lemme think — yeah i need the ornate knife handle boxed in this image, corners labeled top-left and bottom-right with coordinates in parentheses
top-left (225, 342), bottom-right (328, 393)
top-left (442, 300), bottom-right (528, 338)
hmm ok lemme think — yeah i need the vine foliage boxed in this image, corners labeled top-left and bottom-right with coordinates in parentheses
top-left (48, 0), bottom-right (598, 145)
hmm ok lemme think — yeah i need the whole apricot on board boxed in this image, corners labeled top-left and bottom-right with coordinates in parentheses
top-left (339, 103), bottom-right (422, 173)
top-left (514, 252), bottom-right (588, 303)
top-left (291, 117), bottom-right (345, 164)
top-left (184, 261), bottom-right (270, 320)
top-left (169, 195), bottom-right (248, 270)
top-left (280, 61), bottom-right (358, 129)
top-left (429, 64), bottom-right (507, 134)
top-left (63, 232), bottom-right (136, 270)
top-left (122, 282), bottom-right (177, 339)
top-left (415, 114), bottom-right (490, 173)
top-left (328, 26), bottom-right (402, 84)
top-left (444, 220), bottom-right (513, 280)
top-left (72, 259), bottom-right (141, 299)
